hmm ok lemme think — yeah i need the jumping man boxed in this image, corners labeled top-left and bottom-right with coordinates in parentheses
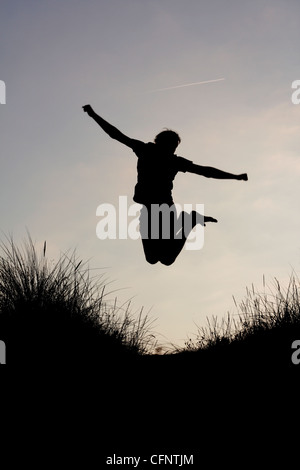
top-left (83, 104), bottom-right (248, 265)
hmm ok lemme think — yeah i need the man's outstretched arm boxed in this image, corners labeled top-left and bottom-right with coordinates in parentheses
top-left (189, 163), bottom-right (248, 181)
top-left (82, 104), bottom-right (141, 149)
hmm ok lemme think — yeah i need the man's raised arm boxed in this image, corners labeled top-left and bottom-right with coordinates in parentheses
top-left (82, 104), bottom-right (140, 149)
top-left (189, 163), bottom-right (248, 181)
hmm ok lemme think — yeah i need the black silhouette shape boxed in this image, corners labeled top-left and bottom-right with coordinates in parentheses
top-left (83, 105), bottom-right (248, 265)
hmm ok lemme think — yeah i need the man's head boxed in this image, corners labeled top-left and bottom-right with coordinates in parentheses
top-left (154, 129), bottom-right (181, 154)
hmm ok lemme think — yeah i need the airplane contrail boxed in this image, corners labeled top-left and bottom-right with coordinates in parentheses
top-left (148, 77), bottom-right (225, 93)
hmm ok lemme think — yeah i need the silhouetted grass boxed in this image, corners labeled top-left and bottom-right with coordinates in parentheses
top-left (0, 236), bottom-right (155, 365)
top-left (1, 235), bottom-right (299, 376)
top-left (170, 274), bottom-right (300, 374)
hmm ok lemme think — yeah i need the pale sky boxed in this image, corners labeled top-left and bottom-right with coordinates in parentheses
top-left (1, 0), bottom-right (300, 348)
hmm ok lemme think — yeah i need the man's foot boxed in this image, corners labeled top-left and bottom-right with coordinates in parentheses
top-left (191, 211), bottom-right (218, 227)
top-left (204, 216), bottom-right (218, 226)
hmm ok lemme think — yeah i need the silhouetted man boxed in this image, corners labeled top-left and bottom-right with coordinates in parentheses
top-left (83, 104), bottom-right (248, 265)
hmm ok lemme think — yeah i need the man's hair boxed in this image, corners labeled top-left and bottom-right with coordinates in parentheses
top-left (154, 129), bottom-right (181, 148)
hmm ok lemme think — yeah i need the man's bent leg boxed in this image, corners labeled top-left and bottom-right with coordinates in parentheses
top-left (141, 238), bottom-right (161, 264)
top-left (159, 208), bottom-right (187, 265)
top-left (140, 205), bottom-right (162, 264)
top-left (159, 210), bottom-right (214, 265)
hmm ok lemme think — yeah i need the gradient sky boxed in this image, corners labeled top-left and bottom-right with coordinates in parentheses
top-left (1, 0), bottom-right (300, 348)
